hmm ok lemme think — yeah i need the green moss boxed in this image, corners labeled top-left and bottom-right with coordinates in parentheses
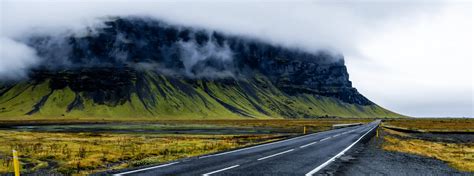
top-left (0, 73), bottom-right (403, 119)
top-left (0, 81), bottom-right (51, 116)
top-left (37, 87), bottom-right (75, 117)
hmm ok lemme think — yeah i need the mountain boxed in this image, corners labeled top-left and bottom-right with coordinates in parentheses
top-left (0, 17), bottom-right (401, 119)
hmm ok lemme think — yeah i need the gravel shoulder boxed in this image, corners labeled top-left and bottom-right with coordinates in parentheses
top-left (317, 130), bottom-right (473, 175)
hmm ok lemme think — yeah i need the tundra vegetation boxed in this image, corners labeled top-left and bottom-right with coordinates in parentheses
top-left (0, 131), bottom-right (286, 175)
top-left (381, 118), bottom-right (474, 172)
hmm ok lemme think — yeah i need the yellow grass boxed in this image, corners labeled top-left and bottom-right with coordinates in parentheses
top-left (0, 130), bottom-right (284, 175)
top-left (382, 129), bottom-right (474, 172)
top-left (383, 128), bottom-right (412, 137)
top-left (383, 118), bottom-right (474, 132)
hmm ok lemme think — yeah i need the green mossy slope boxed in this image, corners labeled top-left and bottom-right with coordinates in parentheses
top-left (0, 72), bottom-right (402, 119)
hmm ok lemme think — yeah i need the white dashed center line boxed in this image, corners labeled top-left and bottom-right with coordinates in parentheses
top-left (320, 137), bottom-right (331, 141)
top-left (300, 142), bottom-right (317, 148)
top-left (202, 165), bottom-right (240, 176)
top-left (257, 149), bottom-right (295, 161)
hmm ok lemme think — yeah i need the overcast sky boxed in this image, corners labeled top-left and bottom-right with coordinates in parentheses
top-left (1, 0), bottom-right (472, 117)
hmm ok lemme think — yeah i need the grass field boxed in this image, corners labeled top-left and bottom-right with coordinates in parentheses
top-left (381, 118), bottom-right (474, 172)
top-left (0, 131), bottom-right (287, 175)
top-left (382, 118), bottom-right (474, 132)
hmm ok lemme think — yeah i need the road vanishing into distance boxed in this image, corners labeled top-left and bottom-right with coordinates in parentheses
top-left (111, 120), bottom-right (380, 176)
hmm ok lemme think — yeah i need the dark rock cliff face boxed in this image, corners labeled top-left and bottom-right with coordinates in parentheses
top-left (26, 17), bottom-right (372, 106)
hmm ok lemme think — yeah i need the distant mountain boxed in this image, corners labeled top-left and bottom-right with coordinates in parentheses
top-left (0, 17), bottom-right (401, 118)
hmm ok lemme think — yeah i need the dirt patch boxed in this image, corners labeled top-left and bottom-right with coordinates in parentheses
top-left (408, 132), bottom-right (474, 143)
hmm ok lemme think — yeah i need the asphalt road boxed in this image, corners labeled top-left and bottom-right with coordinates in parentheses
top-left (111, 120), bottom-right (380, 176)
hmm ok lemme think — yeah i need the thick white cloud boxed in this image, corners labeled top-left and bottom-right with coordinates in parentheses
top-left (346, 3), bottom-right (472, 117)
top-left (0, 0), bottom-right (472, 117)
top-left (0, 37), bottom-right (38, 79)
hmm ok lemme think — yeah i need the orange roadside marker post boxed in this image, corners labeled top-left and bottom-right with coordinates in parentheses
top-left (376, 127), bottom-right (379, 138)
top-left (304, 126), bottom-right (307, 134)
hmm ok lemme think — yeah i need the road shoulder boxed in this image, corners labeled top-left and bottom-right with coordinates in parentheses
top-left (317, 129), bottom-right (472, 175)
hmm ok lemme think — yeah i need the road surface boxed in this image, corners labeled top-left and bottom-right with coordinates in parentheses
top-left (111, 120), bottom-right (380, 176)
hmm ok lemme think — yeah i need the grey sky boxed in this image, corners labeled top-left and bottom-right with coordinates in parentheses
top-left (0, 0), bottom-right (472, 117)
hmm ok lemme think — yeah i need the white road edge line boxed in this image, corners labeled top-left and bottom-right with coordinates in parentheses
top-left (113, 162), bottom-right (179, 176)
top-left (257, 149), bottom-right (295, 161)
top-left (305, 124), bottom-right (378, 176)
top-left (300, 142), bottom-right (317, 148)
top-left (202, 164), bottom-right (240, 176)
